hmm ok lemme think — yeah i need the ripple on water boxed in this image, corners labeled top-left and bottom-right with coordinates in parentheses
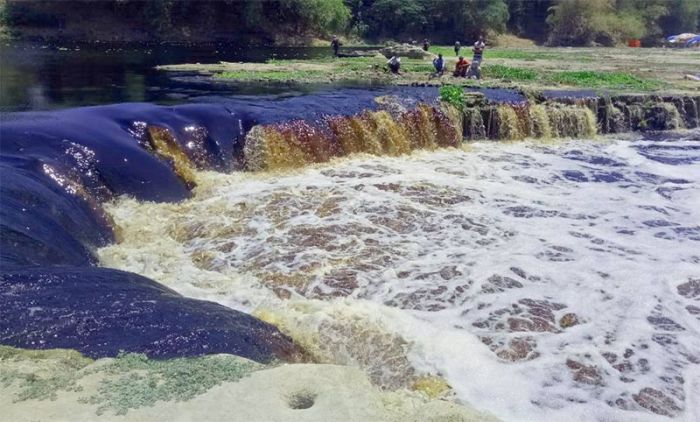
top-left (99, 132), bottom-right (700, 422)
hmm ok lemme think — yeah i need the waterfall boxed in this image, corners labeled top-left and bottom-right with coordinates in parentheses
top-left (243, 104), bottom-right (461, 171)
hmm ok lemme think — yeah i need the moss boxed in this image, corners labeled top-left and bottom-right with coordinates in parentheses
top-left (1, 346), bottom-right (264, 416)
top-left (80, 353), bottom-right (263, 416)
top-left (411, 375), bottom-right (451, 399)
top-left (0, 346), bottom-right (92, 401)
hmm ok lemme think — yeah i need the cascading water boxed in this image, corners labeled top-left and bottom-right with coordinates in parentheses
top-left (2, 87), bottom-right (700, 422)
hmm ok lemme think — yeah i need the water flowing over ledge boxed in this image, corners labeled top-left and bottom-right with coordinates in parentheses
top-left (1, 87), bottom-right (699, 420)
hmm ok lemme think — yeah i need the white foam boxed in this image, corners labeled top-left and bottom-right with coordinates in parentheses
top-left (99, 132), bottom-right (700, 422)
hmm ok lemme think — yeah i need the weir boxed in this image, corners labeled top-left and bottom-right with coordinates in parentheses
top-left (1, 87), bottom-right (699, 361)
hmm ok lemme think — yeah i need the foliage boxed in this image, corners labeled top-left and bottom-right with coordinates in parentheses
top-left (80, 353), bottom-right (261, 415)
top-left (548, 70), bottom-right (665, 90)
top-left (440, 85), bottom-right (466, 110)
top-left (547, 0), bottom-right (700, 46)
top-left (506, 0), bottom-right (552, 42)
top-left (1, 0), bottom-right (697, 46)
top-left (483, 64), bottom-right (538, 80)
top-left (1, 346), bottom-right (263, 416)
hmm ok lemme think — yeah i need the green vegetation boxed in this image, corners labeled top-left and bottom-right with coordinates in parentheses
top-left (1, 346), bottom-right (264, 416)
top-left (549, 70), bottom-right (666, 90)
top-left (3, 0), bottom-right (697, 46)
top-left (439, 85), bottom-right (467, 110)
top-left (80, 353), bottom-right (262, 416)
top-left (483, 64), bottom-right (538, 80)
top-left (219, 70), bottom-right (322, 82)
top-left (207, 51), bottom-right (673, 93)
top-left (0, 346), bottom-right (92, 401)
top-left (546, 0), bottom-right (700, 46)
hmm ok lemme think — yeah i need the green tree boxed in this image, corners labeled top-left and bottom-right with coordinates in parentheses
top-left (547, 0), bottom-right (651, 46)
top-left (506, 0), bottom-right (552, 42)
top-left (659, 0), bottom-right (700, 34)
top-left (365, 0), bottom-right (427, 39)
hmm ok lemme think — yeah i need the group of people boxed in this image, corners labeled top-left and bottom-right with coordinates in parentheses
top-left (331, 34), bottom-right (486, 79)
top-left (432, 36), bottom-right (485, 79)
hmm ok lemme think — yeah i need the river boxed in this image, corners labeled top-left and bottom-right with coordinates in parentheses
top-left (1, 41), bottom-right (699, 422)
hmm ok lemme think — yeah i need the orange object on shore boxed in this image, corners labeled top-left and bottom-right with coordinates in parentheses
top-left (628, 39), bottom-right (641, 48)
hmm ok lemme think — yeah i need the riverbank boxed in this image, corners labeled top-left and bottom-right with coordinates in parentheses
top-left (158, 46), bottom-right (700, 94)
top-left (0, 346), bottom-right (501, 422)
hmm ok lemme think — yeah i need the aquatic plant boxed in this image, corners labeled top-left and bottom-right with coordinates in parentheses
top-left (80, 353), bottom-right (262, 415)
top-left (439, 85), bottom-right (466, 111)
top-left (0, 346), bottom-right (92, 401)
top-left (1, 346), bottom-right (264, 415)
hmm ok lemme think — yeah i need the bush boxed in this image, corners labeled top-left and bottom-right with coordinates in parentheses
top-left (440, 85), bottom-right (466, 110)
top-left (547, 0), bottom-right (646, 46)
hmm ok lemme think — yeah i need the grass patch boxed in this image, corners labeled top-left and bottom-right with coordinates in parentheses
top-left (548, 70), bottom-right (665, 90)
top-left (218, 70), bottom-right (321, 81)
top-left (482, 64), bottom-right (538, 80)
top-left (430, 46), bottom-right (577, 61)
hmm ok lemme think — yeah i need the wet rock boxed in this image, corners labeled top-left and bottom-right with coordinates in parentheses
top-left (677, 278), bottom-right (700, 298)
top-left (559, 313), bottom-right (580, 328)
top-left (472, 298), bottom-right (566, 334)
top-left (374, 95), bottom-right (408, 118)
top-left (633, 387), bottom-right (683, 417)
top-left (481, 336), bottom-right (539, 362)
top-left (480, 274), bottom-right (523, 294)
top-left (0, 267), bottom-right (303, 363)
top-left (566, 359), bottom-right (604, 385)
top-left (647, 316), bottom-right (685, 331)
top-left (380, 44), bottom-right (436, 60)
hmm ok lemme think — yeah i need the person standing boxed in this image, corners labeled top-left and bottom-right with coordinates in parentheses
top-left (472, 35), bottom-right (485, 65)
top-left (423, 38), bottom-right (430, 51)
top-left (470, 35), bottom-right (485, 79)
top-left (454, 41), bottom-right (461, 56)
top-left (331, 35), bottom-right (341, 57)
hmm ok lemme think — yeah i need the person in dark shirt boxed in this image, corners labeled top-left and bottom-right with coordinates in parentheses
top-left (454, 41), bottom-right (461, 56)
top-left (423, 39), bottom-right (430, 51)
top-left (331, 35), bottom-right (341, 57)
top-left (432, 54), bottom-right (445, 76)
top-left (386, 56), bottom-right (402, 74)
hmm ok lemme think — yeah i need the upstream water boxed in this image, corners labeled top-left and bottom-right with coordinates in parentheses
top-left (98, 133), bottom-right (700, 422)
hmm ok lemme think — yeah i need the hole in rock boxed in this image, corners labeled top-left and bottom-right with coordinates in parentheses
top-left (288, 391), bottom-right (317, 410)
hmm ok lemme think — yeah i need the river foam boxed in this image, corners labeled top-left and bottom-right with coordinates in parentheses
top-left (99, 131), bottom-right (700, 422)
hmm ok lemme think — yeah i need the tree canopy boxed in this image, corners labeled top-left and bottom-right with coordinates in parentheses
top-left (1, 0), bottom-right (698, 45)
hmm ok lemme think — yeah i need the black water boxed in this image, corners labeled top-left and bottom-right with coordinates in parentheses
top-left (0, 39), bottom-right (451, 359)
top-left (0, 41), bottom-right (592, 361)
top-left (0, 41), bottom-right (377, 111)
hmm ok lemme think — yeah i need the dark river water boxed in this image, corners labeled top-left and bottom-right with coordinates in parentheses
top-left (0, 41), bottom-right (375, 112)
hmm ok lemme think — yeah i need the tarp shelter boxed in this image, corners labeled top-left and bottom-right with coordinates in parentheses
top-left (686, 35), bottom-right (700, 46)
top-left (667, 33), bottom-right (697, 43)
